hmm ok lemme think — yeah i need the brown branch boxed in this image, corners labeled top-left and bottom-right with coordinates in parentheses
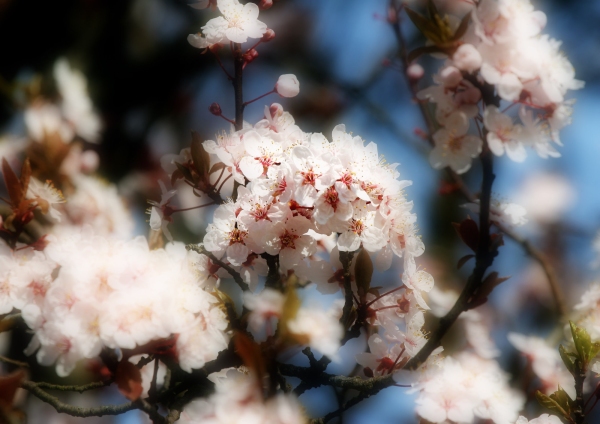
top-left (22, 380), bottom-right (164, 422)
top-left (33, 380), bottom-right (111, 393)
top-left (233, 42), bottom-right (244, 131)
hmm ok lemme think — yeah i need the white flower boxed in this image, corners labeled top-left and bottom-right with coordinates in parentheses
top-left (191, 0), bottom-right (267, 47)
top-left (26, 177), bottom-right (66, 222)
top-left (287, 307), bottom-right (343, 359)
top-left (429, 111), bottom-right (482, 174)
top-left (148, 180), bottom-right (177, 242)
top-left (452, 44), bottom-right (482, 73)
top-left (483, 105), bottom-right (526, 162)
top-left (463, 198), bottom-right (528, 227)
top-left (275, 74), bottom-right (300, 98)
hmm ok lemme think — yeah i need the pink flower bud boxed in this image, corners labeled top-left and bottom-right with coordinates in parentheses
top-left (275, 74), bottom-right (300, 98)
top-left (259, 0), bottom-right (273, 10)
top-left (452, 44), bottom-right (482, 73)
top-left (209, 103), bottom-right (222, 116)
top-left (261, 29), bottom-right (275, 42)
top-left (242, 49), bottom-right (259, 65)
top-left (407, 64), bottom-right (424, 81)
top-left (439, 66), bottom-right (462, 88)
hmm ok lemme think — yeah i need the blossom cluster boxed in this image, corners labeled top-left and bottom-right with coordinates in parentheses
top-left (0, 231), bottom-right (229, 376)
top-left (181, 368), bottom-right (306, 424)
top-left (156, 102), bottom-right (433, 359)
top-left (419, 0), bottom-right (583, 173)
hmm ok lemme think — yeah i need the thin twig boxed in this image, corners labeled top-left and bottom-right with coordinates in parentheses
top-left (34, 380), bottom-right (111, 393)
top-left (22, 380), bottom-right (164, 421)
top-left (186, 244), bottom-right (248, 291)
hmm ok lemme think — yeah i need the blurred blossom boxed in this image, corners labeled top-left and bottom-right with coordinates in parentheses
top-left (515, 172), bottom-right (575, 225)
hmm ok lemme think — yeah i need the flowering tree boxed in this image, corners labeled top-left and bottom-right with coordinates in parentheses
top-left (0, 0), bottom-right (595, 423)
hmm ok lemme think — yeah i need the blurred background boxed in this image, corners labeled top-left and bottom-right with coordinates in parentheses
top-left (0, 0), bottom-right (598, 422)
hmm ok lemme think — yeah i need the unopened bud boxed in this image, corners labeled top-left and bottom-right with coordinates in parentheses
top-left (209, 102), bottom-right (222, 116)
top-left (275, 74), bottom-right (300, 98)
top-left (242, 49), bottom-right (259, 65)
top-left (387, 5), bottom-right (399, 24)
top-left (261, 28), bottom-right (275, 42)
top-left (406, 63), bottom-right (424, 81)
top-left (452, 44), bottom-right (482, 73)
top-left (259, 0), bottom-right (273, 10)
top-left (269, 103), bottom-right (283, 119)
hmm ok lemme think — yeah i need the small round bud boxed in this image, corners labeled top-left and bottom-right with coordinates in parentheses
top-left (452, 44), bottom-right (482, 73)
top-left (406, 63), bottom-right (424, 81)
top-left (259, 0), bottom-right (273, 10)
top-left (439, 66), bottom-right (462, 88)
top-left (261, 28), bottom-right (275, 42)
top-left (209, 103), bottom-right (222, 116)
top-left (242, 49), bottom-right (259, 65)
top-left (269, 103), bottom-right (283, 119)
top-left (275, 74), bottom-right (300, 98)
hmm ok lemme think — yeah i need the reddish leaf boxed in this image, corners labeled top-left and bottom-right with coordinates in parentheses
top-left (452, 217), bottom-right (479, 252)
top-left (1, 158), bottom-right (22, 206)
top-left (457, 254), bottom-right (474, 270)
top-left (115, 361), bottom-right (143, 401)
top-left (0, 369), bottom-right (26, 407)
top-left (20, 158), bottom-right (31, 196)
top-left (354, 248), bottom-right (373, 297)
top-left (170, 168), bottom-right (184, 187)
top-left (209, 162), bottom-right (227, 175)
top-left (233, 331), bottom-right (265, 383)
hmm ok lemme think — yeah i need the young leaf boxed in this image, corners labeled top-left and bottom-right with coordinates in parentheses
top-left (191, 131), bottom-right (210, 178)
top-left (354, 248), bottom-right (373, 296)
top-left (20, 158), bottom-right (31, 196)
top-left (559, 344), bottom-right (576, 375)
top-left (536, 390), bottom-right (570, 421)
top-left (115, 360), bottom-right (143, 401)
top-left (233, 331), bottom-right (266, 385)
top-left (175, 162), bottom-right (194, 183)
top-left (569, 321), bottom-right (599, 368)
top-left (452, 217), bottom-right (479, 252)
top-left (457, 254), bottom-right (474, 270)
top-left (1, 158), bottom-right (23, 206)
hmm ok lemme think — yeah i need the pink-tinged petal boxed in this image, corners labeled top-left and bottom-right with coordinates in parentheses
top-left (337, 231), bottom-right (361, 252)
top-left (505, 140), bottom-right (527, 162)
top-left (225, 27), bottom-right (247, 43)
top-left (279, 248), bottom-right (303, 269)
top-left (486, 133), bottom-right (506, 157)
top-left (294, 184), bottom-right (318, 207)
top-left (226, 243), bottom-right (249, 267)
top-left (239, 156), bottom-right (264, 181)
top-left (361, 227), bottom-right (386, 252)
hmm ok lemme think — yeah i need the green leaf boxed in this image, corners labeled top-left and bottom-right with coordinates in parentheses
top-left (550, 386), bottom-right (575, 415)
top-left (536, 390), bottom-right (570, 421)
top-left (559, 344), bottom-right (576, 375)
top-left (569, 321), bottom-right (600, 368)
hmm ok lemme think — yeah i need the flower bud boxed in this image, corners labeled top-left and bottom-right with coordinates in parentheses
top-left (209, 103), bottom-right (222, 116)
top-left (261, 28), bottom-right (275, 42)
top-left (452, 44), bottom-right (482, 73)
top-left (259, 0), bottom-right (273, 10)
top-left (407, 63), bottom-right (424, 81)
top-left (275, 74), bottom-right (300, 98)
top-left (242, 49), bottom-right (259, 65)
top-left (439, 66), bottom-right (462, 88)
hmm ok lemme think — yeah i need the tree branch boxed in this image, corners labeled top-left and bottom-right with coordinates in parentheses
top-left (233, 43), bottom-right (244, 131)
top-left (22, 380), bottom-right (164, 421)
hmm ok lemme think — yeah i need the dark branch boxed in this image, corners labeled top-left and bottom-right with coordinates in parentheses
top-left (186, 244), bottom-right (249, 291)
